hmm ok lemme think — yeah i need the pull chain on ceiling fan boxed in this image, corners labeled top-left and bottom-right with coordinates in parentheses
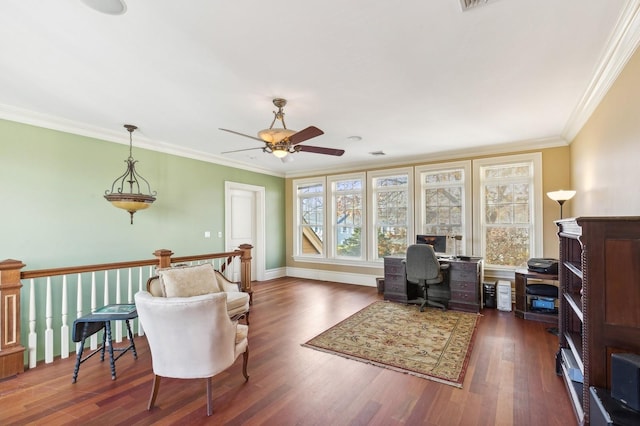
top-left (219, 98), bottom-right (345, 160)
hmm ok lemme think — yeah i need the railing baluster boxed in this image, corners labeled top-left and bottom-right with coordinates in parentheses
top-left (115, 270), bottom-right (123, 343)
top-left (90, 272), bottom-right (97, 350)
top-left (127, 268), bottom-right (133, 303)
top-left (45, 277), bottom-right (53, 363)
top-left (103, 270), bottom-right (109, 306)
top-left (28, 279), bottom-right (37, 369)
top-left (60, 275), bottom-right (69, 359)
top-left (76, 273), bottom-right (83, 354)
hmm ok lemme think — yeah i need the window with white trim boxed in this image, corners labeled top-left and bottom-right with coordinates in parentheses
top-left (368, 168), bottom-right (413, 261)
top-left (415, 161), bottom-right (472, 256)
top-left (293, 177), bottom-right (325, 257)
top-left (328, 173), bottom-right (365, 260)
top-left (473, 153), bottom-right (542, 269)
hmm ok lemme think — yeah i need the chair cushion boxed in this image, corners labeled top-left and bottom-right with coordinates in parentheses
top-left (158, 264), bottom-right (221, 297)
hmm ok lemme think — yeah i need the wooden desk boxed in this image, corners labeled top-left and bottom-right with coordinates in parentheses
top-left (514, 269), bottom-right (558, 324)
top-left (383, 256), bottom-right (483, 313)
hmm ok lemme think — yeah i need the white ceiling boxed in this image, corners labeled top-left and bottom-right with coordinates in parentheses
top-left (1, 0), bottom-right (638, 177)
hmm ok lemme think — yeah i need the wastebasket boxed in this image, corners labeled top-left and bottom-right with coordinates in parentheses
top-left (483, 281), bottom-right (497, 309)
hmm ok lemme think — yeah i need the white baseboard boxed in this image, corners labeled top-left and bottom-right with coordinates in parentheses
top-left (263, 267), bottom-right (287, 281)
top-left (285, 267), bottom-right (378, 287)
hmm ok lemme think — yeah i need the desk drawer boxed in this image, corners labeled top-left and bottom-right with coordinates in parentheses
top-left (450, 268), bottom-right (478, 282)
top-left (385, 264), bottom-right (404, 275)
top-left (451, 290), bottom-right (477, 304)
top-left (450, 280), bottom-right (475, 292)
top-left (384, 275), bottom-right (405, 293)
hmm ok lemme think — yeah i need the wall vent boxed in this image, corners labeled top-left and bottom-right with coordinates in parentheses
top-left (369, 150), bottom-right (386, 156)
top-left (459, 0), bottom-right (499, 11)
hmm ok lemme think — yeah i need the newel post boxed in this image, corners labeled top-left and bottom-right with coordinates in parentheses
top-left (238, 244), bottom-right (253, 303)
top-left (153, 249), bottom-right (174, 269)
top-left (0, 259), bottom-right (26, 379)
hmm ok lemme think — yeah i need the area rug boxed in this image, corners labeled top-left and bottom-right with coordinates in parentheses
top-left (302, 301), bottom-right (479, 388)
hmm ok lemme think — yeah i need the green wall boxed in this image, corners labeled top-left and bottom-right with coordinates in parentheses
top-left (0, 119), bottom-right (285, 269)
top-left (0, 119), bottom-right (285, 362)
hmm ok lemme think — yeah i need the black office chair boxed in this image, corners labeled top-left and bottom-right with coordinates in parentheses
top-left (404, 244), bottom-right (449, 311)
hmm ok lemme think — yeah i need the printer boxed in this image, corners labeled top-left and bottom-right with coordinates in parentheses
top-left (527, 258), bottom-right (559, 274)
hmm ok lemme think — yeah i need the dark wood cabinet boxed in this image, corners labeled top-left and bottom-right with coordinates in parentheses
top-left (383, 255), bottom-right (481, 313)
top-left (448, 258), bottom-right (482, 313)
top-left (556, 217), bottom-right (640, 425)
top-left (514, 269), bottom-right (558, 324)
top-left (383, 255), bottom-right (412, 303)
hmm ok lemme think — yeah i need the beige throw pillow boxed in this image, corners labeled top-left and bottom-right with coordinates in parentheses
top-left (158, 264), bottom-right (221, 297)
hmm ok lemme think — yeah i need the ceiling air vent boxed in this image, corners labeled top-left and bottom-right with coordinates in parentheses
top-left (459, 0), bottom-right (499, 11)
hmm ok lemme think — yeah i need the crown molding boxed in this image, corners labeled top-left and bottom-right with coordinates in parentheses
top-left (283, 135), bottom-right (568, 178)
top-left (0, 103), bottom-right (285, 178)
top-left (562, 0), bottom-right (640, 142)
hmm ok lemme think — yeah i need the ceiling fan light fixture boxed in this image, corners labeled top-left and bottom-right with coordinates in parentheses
top-left (257, 128), bottom-right (296, 144)
top-left (104, 124), bottom-right (157, 224)
top-left (271, 148), bottom-right (289, 158)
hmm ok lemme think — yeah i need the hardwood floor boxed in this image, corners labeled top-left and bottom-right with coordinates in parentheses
top-left (0, 277), bottom-right (575, 425)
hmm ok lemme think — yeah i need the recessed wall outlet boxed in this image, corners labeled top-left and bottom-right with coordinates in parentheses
top-left (217, 231), bottom-right (223, 238)
top-left (204, 231), bottom-right (211, 238)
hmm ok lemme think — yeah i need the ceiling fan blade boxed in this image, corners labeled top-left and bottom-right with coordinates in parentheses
top-left (288, 126), bottom-right (324, 145)
top-left (219, 128), bottom-right (265, 143)
top-left (221, 147), bottom-right (264, 154)
top-left (297, 145), bottom-right (345, 156)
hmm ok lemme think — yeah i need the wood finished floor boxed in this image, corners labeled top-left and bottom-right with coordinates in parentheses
top-left (0, 277), bottom-right (574, 425)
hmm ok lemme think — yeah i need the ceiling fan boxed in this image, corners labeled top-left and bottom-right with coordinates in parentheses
top-left (219, 98), bottom-right (345, 160)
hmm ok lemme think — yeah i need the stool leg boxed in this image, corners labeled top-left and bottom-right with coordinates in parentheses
top-left (100, 323), bottom-right (107, 362)
top-left (105, 321), bottom-right (117, 380)
top-left (72, 323), bottom-right (89, 383)
top-left (125, 319), bottom-right (138, 359)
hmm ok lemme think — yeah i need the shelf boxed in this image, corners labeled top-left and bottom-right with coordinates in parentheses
top-left (563, 261), bottom-right (583, 280)
top-left (564, 292), bottom-right (584, 322)
top-left (564, 331), bottom-right (584, 373)
top-left (561, 362), bottom-right (585, 424)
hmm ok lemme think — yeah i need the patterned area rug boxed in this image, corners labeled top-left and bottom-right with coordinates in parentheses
top-left (303, 301), bottom-right (479, 388)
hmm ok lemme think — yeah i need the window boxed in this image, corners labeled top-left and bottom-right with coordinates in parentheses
top-left (473, 153), bottom-right (542, 269)
top-left (293, 178), bottom-right (325, 257)
top-left (368, 168), bottom-right (413, 261)
top-left (415, 161), bottom-right (471, 256)
top-left (328, 174), bottom-right (365, 260)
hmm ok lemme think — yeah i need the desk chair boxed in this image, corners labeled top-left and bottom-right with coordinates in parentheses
top-left (404, 244), bottom-right (449, 311)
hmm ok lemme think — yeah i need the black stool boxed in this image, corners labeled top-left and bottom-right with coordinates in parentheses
top-left (71, 304), bottom-right (138, 383)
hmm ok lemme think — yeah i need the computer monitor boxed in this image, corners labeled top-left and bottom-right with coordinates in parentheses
top-left (416, 235), bottom-right (447, 254)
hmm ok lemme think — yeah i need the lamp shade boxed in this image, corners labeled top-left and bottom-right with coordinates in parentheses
top-left (547, 190), bottom-right (576, 202)
top-left (257, 128), bottom-right (296, 144)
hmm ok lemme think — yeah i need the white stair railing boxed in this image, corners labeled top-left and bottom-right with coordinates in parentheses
top-left (18, 247), bottom-right (250, 370)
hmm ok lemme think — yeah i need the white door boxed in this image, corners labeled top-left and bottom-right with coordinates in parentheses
top-left (225, 182), bottom-right (265, 282)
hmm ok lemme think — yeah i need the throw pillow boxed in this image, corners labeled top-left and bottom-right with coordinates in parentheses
top-left (158, 264), bottom-right (221, 297)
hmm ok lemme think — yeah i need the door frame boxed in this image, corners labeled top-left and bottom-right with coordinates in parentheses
top-left (224, 181), bottom-right (266, 281)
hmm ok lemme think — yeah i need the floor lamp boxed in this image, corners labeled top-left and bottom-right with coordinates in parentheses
top-left (546, 190), bottom-right (576, 219)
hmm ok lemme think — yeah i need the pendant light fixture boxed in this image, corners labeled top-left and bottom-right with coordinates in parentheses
top-left (104, 124), bottom-right (156, 224)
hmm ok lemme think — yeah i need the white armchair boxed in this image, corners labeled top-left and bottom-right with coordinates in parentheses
top-left (146, 263), bottom-right (249, 323)
top-left (135, 291), bottom-right (249, 416)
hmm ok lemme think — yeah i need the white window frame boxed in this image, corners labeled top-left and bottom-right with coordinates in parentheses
top-left (367, 167), bottom-right (414, 262)
top-left (472, 153), bottom-right (543, 270)
top-left (327, 172), bottom-right (367, 261)
top-left (414, 160), bottom-right (472, 256)
top-left (292, 176), bottom-right (326, 259)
